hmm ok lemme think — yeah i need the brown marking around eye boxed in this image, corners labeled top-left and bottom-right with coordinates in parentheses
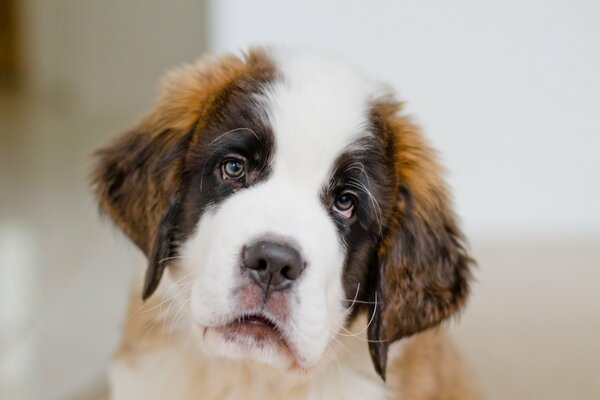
top-left (92, 48), bottom-right (279, 299)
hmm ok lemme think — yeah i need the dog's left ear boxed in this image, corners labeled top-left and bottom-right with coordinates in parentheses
top-left (367, 102), bottom-right (473, 379)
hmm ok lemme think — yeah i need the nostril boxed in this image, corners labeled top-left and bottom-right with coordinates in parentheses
top-left (257, 259), bottom-right (268, 270)
top-left (243, 239), bottom-right (305, 290)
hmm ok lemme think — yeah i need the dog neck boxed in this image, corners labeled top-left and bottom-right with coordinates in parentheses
top-left (108, 273), bottom-right (391, 400)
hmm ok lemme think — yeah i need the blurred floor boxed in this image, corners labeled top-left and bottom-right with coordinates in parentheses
top-left (0, 95), bottom-right (599, 400)
top-left (0, 94), bottom-right (137, 400)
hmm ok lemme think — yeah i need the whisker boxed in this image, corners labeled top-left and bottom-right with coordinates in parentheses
top-left (353, 291), bottom-right (378, 337)
top-left (335, 292), bottom-right (380, 342)
top-left (336, 322), bottom-right (389, 343)
top-left (125, 272), bottom-right (196, 322)
top-left (331, 351), bottom-right (343, 379)
top-left (342, 299), bottom-right (384, 305)
top-left (157, 255), bottom-right (199, 265)
top-left (168, 291), bottom-right (192, 342)
top-left (345, 283), bottom-right (361, 311)
top-left (207, 127), bottom-right (260, 147)
top-left (336, 331), bottom-right (389, 343)
top-left (331, 334), bottom-right (352, 354)
top-left (346, 177), bottom-right (383, 237)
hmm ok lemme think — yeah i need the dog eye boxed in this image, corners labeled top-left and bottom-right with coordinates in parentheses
top-left (221, 158), bottom-right (246, 180)
top-left (333, 192), bottom-right (355, 218)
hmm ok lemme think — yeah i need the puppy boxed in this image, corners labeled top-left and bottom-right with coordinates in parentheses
top-left (93, 47), bottom-right (479, 400)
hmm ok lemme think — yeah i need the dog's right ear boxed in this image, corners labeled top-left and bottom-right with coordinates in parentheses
top-left (92, 50), bottom-right (275, 299)
top-left (92, 124), bottom-right (195, 299)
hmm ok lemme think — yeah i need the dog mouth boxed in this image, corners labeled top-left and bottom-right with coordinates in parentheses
top-left (214, 313), bottom-right (290, 349)
top-left (237, 314), bottom-right (278, 329)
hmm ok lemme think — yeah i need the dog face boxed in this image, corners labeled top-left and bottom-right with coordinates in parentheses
top-left (93, 48), bottom-right (472, 378)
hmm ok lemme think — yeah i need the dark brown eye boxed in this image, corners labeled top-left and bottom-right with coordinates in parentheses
top-left (333, 192), bottom-right (355, 218)
top-left (221, 158), bottom-right (245, 180)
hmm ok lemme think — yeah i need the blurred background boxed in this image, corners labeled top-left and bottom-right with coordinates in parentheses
top-left (0, 1), bottom-right (598, 399)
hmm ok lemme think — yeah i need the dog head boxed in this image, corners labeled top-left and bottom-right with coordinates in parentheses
top-left (93, 47), bottom-right (472, 378)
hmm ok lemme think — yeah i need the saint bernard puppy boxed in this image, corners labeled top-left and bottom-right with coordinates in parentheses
top-left (93, 47), bottom-right (480, 400)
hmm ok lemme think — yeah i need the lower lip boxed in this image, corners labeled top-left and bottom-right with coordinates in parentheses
top-left (213, 319), bottom-right (291, 353)
top-left (214, 319), bottom-right (288, 348)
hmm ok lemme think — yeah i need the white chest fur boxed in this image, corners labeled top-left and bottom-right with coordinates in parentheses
top-left (109, 328), bottom-right (394, 400)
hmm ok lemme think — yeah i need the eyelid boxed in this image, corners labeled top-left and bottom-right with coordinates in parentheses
top-left (337, 208), bottom-right (353, 218)
top-left (338, 189), bottom-right (358, 199)
top-left (222, 153), bottom-right (247, 163)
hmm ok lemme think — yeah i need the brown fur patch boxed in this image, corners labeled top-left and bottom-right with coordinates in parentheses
top-left (91, 48), bottom-right (277, 298)
top-left (367, 99), bottom-right (473, 378)
top-left (387, 329), bottom-right (481, 399)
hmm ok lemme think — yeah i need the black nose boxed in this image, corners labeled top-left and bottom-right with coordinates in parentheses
top-left (243, 240), bottom-right (305, 292)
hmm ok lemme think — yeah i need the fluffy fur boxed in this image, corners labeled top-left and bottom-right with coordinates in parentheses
top-left (93, 47), bottom-right (479, 399)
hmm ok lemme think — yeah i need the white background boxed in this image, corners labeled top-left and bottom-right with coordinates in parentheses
top-left (209, 0), bottom-right (600, 239)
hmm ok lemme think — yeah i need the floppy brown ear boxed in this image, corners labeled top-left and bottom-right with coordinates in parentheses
top-left (92, 51), bottom-right (272, 299)
top-left (92, 123), bottom-right (196, 299)
top-left (367, 102), bottom-right (473, 379)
